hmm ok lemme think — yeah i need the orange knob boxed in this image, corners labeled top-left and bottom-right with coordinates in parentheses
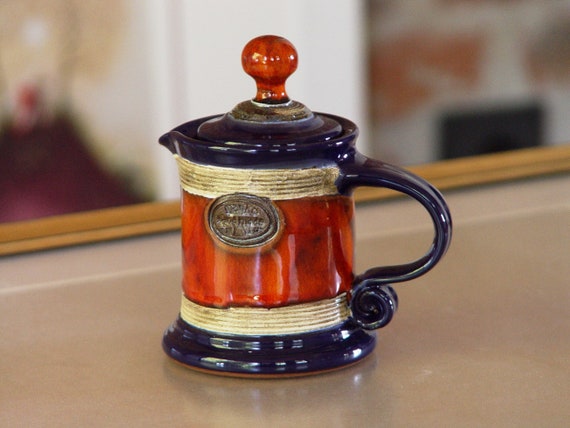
top-left (242, 35), bottom-right (297, 104)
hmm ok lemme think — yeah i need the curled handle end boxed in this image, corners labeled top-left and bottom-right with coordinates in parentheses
top-left (338, 156), bottom-right (452, 330)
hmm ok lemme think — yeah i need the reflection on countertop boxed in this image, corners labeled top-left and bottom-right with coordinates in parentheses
top-left (1, 174), bottom-right (569, 426)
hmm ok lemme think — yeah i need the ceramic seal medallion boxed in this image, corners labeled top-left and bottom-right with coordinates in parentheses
top-left (160, 35), bottom-right (452, 377)
top-left (207, 193), bottom-right (281, 249)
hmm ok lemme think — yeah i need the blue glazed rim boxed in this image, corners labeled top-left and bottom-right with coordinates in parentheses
top-left (159, 113), bottom-right (359, 168)
top-left (162, 316), bottom-right (376, 377)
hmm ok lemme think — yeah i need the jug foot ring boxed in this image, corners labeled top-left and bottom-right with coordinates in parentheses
top-left (162, 316), bottom-right (376, 377)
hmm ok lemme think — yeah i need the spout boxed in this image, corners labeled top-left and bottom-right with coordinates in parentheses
top-left (159, 132), bottom-right (177, 154)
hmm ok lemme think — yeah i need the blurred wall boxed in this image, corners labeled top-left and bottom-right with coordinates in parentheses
top-left (368, 0), bottom-right (570, 164)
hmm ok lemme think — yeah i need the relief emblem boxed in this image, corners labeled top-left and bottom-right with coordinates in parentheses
top-left (208, 193), bottom-right (281, 248)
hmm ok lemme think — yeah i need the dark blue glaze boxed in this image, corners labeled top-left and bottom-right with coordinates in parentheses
top-left (338, 155), bottom-right (452, 282)
top-left (197, 111), bottom-right (343, 145)
top-left (159, 113), bottom-right (358, 169)
top-left (163, 317), bottom-right (376, 376)
top-left (350, 285), bottom-right (398, 330)
top-left (160, 110), bottom-right (452, 375)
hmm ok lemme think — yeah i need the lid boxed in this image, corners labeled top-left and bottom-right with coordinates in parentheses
top-left (196, 35), bottom-right (343, 145)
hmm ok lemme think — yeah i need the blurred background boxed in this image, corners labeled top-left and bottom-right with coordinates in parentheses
top-left (367, 0), bottom-right (570, 165)
top-left (0, 0), bottom-right (154, 222)
top-left (1, 0), bottom-right (570, 223)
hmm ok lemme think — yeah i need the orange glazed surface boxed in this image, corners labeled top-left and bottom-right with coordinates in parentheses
top-left (181, 192), bottom-right (355, 308)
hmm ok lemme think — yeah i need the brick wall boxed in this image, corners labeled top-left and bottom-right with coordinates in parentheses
top-left (367, 0), bottom-right (570, 164)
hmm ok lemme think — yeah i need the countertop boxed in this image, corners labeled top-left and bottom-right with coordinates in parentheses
top-left (1, 175), bottom-right (569, 427)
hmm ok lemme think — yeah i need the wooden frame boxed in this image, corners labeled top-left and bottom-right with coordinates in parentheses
top-left (2, 144), bottom-right (569, 256)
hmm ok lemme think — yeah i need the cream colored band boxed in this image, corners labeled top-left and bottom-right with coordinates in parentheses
top-left (180, 293), bottom-right (351, 336)
top-left (174, 155), bottom-right (340, 199)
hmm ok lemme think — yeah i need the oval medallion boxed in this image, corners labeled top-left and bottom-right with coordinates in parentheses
top-left (208, 193), bottom-right (281, 248)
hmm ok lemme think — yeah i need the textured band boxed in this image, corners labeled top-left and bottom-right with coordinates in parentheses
top-left (180, 293), bottom-right (351, 336)
top-left (174, 155), bottom-right (340, 199)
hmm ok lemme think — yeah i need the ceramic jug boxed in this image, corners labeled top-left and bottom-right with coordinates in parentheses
top-left (160, 35), bottom-right (452, 377)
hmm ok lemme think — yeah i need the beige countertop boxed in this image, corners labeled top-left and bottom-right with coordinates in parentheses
top-left (1, 175), bottom-right (569, 427)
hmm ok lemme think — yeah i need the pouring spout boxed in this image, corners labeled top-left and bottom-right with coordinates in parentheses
top-left (159, 132), bottom-right (176, 154)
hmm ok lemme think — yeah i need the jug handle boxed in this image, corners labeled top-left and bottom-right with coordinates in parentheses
top-left (336, 154), bottom-right (452, 330)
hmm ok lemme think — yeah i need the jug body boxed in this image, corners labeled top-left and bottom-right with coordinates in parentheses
top-left (164, 114), bottom-right (361, 338)
top-left (181, 189), bottom-right (354, 310)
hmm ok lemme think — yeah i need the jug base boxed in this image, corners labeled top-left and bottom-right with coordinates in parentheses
top-left (162, 316), bottom-right (376, 377)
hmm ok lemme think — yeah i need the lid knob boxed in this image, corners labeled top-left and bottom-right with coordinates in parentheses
top-left (242, 35), bottom-right (297, 104)
top-left (196, 34), bottom-right (342, 143)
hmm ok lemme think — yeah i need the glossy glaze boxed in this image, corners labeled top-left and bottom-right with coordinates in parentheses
top-left (241, 35), bottom-right (297, 103)
top-left (159, 113), bottom-right (357, 166)
top-left (181, 192), bottom-right (354, 308)
top-left (160, 35), bottom-right (452, 376)
top-left (163, 317), bottom-right (375, 377)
